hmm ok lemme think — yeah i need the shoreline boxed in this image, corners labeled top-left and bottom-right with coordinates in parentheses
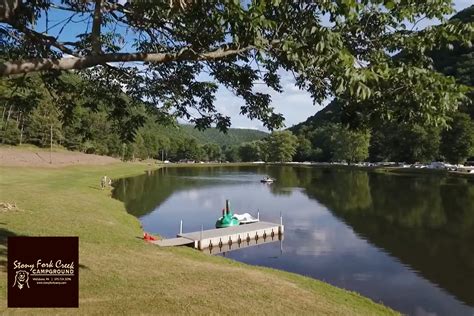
top-left (2, 145), bottom-right (471, 179)
top-left (0, 161), bottom-right (398, 314)
top-left (159, 161), bottom-right (474, 179)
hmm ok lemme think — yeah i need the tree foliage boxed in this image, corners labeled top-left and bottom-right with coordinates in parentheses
top-left (440, 113), bottom-right (474, 164)
top-left (1, 1), bottom-right (473, 130)
top-left (294, 136), bottom-right (313, 162)
top-left (179, 125), bottom-right (266, 147)
top-left (0, 69), bottom-right (269, 161)
top-left (290, 5), bottom-right (474, 164)
top-left (264, 131), bottom-right (297, 162)
top-left (333, 128), bottom-right (370, 163)
top-left (239, 142), bottom-right (262, 162)
top-left (202, 143), bottom-right (222, 161)
top-left (26, 97), bottom-right (62, 147)
top-left (0, 119), bottom-right (20, 145)
top-left (369, 124), bottom-right (440, 163)
top-left (223, 145), bottom-right (241, 162)
top-left (304, 124), bottom-right (370, 163)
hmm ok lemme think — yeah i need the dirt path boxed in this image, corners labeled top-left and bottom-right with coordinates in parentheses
top-left (0, 147), bottom-right (120, 167)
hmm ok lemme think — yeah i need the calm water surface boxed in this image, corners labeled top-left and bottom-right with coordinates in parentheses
top-left (113, 166), bottom-right (474, 316)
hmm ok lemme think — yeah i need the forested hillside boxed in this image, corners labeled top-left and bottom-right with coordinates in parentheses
top-left (1, 5), bottom-right (472, 164)
top-left (179, 125), bottom-right (266, 147)
top-left (0, 71), bottom-right (266, 161)
top-left (289, 6), bottom-right (474, 164)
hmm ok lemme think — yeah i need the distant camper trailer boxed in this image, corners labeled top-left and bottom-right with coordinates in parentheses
top-left (428, 162), bottom-right (446, 169)
top-left (178, 159), bottom-right (195, 164)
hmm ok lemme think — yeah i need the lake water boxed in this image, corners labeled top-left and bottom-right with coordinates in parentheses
top-left (113, 166), bottom-right (474, 316)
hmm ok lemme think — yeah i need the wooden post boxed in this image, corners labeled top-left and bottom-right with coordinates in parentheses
top-left (49, 124), bottom-right (53, 164)
top-left (179, 220), bottom-right (183, 235)
top-left (19, 122), bottom-right (23, 145)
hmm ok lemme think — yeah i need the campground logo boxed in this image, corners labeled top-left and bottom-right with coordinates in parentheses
top-left (8, 237), bottom-right (79, 308)
top-left (12, 259), bottom-right (75, 289)
top-left (13, 270), bottom-right (30, 290)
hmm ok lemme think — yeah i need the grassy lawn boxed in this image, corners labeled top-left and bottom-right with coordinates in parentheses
top-left (0, 163), bottom-right (398, 315)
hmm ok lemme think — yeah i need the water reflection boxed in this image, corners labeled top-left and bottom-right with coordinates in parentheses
top-left (113, 166), bottom-right (474, 315)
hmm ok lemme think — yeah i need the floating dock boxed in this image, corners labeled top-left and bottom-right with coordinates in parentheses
top-left (202, 232), bottom-right (284, 255)
top-left (153, 221), bottom-right (284, 250)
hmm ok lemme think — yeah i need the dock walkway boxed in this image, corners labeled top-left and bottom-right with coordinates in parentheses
top-left (153, 221), bottom-right (284, 250)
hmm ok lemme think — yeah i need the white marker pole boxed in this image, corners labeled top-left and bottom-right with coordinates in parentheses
top-left (199, 225), bottom-right (203, 250)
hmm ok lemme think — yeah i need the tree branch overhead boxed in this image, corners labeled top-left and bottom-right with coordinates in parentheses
top-left (0, 1), bottom-right (472, 131)
top-left (0, 45), bottom-right (255, 75)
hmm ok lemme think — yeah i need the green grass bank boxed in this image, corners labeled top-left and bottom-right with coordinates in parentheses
top-left (0, 163), bottom-right (398, 315)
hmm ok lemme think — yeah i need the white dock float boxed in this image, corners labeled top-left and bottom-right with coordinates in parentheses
top-left (202, 233), bottom-right (284, 255)
top-left (152, 237), bottom-right (193, 247)
top-left (179, 221), bottom-right (283, 250)
top-left (154, 221), bottom-right (284, 250)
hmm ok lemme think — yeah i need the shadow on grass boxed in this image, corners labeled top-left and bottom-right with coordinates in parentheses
top-left (0, 226), bottom-right (17, 272)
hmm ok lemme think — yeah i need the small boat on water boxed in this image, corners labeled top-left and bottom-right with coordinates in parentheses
top-left (260, 176), bottom-right (275, 183)
top-left (216, 200), bottom-right (259, 228)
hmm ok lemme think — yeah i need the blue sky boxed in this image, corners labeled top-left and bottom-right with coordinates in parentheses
top-left (34, 1), bottom-right (473, 130)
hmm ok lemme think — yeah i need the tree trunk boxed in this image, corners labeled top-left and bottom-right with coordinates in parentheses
top-left (0, 46), bottom-right (253, 76)
top-left (19, 120), bottom-right (23, 145)
top-left (91, 0), bottom-right (102, 55)
top-left (5, 104), bottom-right (13, 124)
top-left (0, 0), bottom-right (20, 21)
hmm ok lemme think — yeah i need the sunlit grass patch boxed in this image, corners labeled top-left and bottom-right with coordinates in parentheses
top-left (0, 163), bottom-right (398, 315)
